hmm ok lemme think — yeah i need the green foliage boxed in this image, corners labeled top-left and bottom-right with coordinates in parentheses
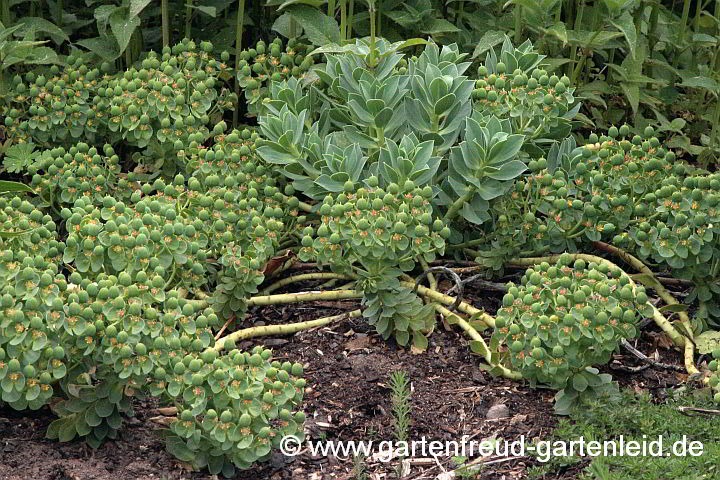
top-left (0, 19), bottom-right (61, 88)
top-left (30, 143), bottom-right (122, 206)
top-left (472, 39), bottom-right (579, 156)
top-left (389, 370), bottom-right (411, 443)
top-left (490, 254), bottom-right (649, 412)
top-left (0, 243), bottom-right (306, 474)
top-left (0, 195), bottom-right (62, 259)
top-left (443, 115), bottom-right (527, 225)
top-left (163, 347), bottom-right (306, 476)
top-left (527, 390), bottom-right (720, 480)
top-left (236, 37), bottom-right (313, 117)
top-left (7, 39), bottom-right (235, 174)
top-left (297, 180), bottom-right (447, 348)
top-left (473, 125), bottom-right (679, 271)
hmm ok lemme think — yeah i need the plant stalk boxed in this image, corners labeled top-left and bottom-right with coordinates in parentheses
top-left (261, 272), bottom-right (355, 294)
top-left (248, 289), bottom-right (362, 306)
top-left (161, 0), bottom-right (171, 47)
top-left (213, 309), bottom-right (362, 351)
top-left (185, 0), bottom-right (193, 39)
top-left (443, 190), bottom-right (474, 222)
top-left (233, 0), bottom-right (245, 128)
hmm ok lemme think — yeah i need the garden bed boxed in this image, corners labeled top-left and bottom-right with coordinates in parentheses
top-left (0, 279), bottom-right (690, 480)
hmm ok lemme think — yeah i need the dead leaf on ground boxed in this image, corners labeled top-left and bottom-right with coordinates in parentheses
top-left (345, 334), bottom-right (371, 351)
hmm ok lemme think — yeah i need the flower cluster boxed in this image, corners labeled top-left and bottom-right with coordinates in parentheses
top-left (491, 255), bottom-right (650, 390)
top-left (237, 38), bottom-right (313, 117)
top-left (8, 39), bottom-right (236, 173)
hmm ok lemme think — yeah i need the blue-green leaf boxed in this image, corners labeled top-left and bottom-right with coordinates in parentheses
top-left (485, 160), bottom-right (527, 180)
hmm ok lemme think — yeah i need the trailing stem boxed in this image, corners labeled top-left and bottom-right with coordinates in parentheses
top-left (213, 309), bottom-right (362, 351)
top-left (260, 272), bottom-right (355, 294)
top-left (248, 289), bottom-right (362, 306)
top-left (408, 281), bottom-right (496, 328)
top-left (590, 241), bottom-right (699, 377)
top-left (590, 241), bottom-right (694, 329)
top-left (434, 304), bottom-right (521, 379)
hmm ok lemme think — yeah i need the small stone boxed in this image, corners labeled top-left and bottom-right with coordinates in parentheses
top-left (485, 403), bottom-right (509, 420)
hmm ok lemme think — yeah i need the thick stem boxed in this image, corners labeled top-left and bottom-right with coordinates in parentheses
top-left (443, 190), bottom-right (474, 222)
top-left (419, 258), bottom-right (437, 291)
top-left (434, 304), bottom-right (490, 362)
top-left (340, 0), bottom-right (346, 41)
top-left (185, 0), bottom-right (193, 39)
top-left (213, 309), bottom-right (362, 351)
top-left (408, 282), bottom-right (495, 328)
top-left (590, 241), bottom-right (698, 375)
top-left (676, 0), bottom-right (692, 68)
top-left (55, 0), bottom-right (62, 28)
top-left (0, 0), bottom-right (11, 25)
top-left (233, 0), bottom-right (245, 128)
top-left (248, 289), bottom-right (362, 306)
top-left (434, 304), bottom-right (521, 380)
top-left (161, 0), bottom-right (171, 47)
top-left (261, 272), bottom-right (355, 294)
top-left (568, 0), bottom-right (584, 78)
top-left (368, 0), bottom-right (377, 67)
top-left (376, 0), bottom-right (382, 37)
top-left (347, 0), bottom-right (354, 39)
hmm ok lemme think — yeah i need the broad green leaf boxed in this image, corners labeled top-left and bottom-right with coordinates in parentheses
top-left (472, 30), bottom-right (506, 58)
top-left (187, 4), bottom-right (217, 17)
top-left (543, 22), bottom-right (568, 46)
top-left (109, 6), bottom-right (141, 54)
top-left (487, 134), bottom-right (525, 165)
top-left (271, 0), bottom-right (325, 8)
top-left (130, 0), bottom-right (153, 17)
top-left (77, 36), bottom-right (120, 60)
top-left (271, 12), bottom-right (294, 38)
top-left (13, 17), bottom-right (69, 45)
top-left (566, 30), bottom-right (623, 49)
top-left (285, 5), bottom-right (341, 46)
top-left (630, 273), bottom-right (661, 289)
top-left (610, 11), bottom-right (637, 59)
top-left (602, 0), bottom-right (633, 13)
top-left (422, 18), bottom-right (460, 35)
top-left (0, 180), bottom-right (35, 194)
top-left (658, 304), bottom-right (689, 314)
top-left (2, 143), bottom-right (37, 173)
top-left (412, 332), bottom-right (428, 351)
top-left (94, 4), bottom-right (116, 36)
top-left (680, 76), bottom-right (720, 95)
top-left (469, 340), bottom-right (489, 358)
top-left (572, 373), bottom-right (588, 392)
top-left (619, 81), bottom-right (639, 114)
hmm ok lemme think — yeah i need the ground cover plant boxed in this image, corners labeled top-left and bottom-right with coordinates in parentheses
top-left (2, 1), bottom-right (720, 479)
